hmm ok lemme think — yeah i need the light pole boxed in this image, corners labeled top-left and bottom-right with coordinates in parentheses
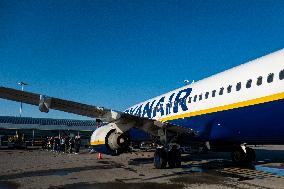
top-left (17, 82), bottom-right (28, 117)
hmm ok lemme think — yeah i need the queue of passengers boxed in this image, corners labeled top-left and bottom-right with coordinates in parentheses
top-left (42, 136), bottom-right (81, 154)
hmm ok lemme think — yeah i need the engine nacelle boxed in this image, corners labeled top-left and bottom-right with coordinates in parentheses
top-left (90, 123), bottom-right (130, 155)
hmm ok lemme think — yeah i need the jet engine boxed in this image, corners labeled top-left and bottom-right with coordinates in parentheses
top-left (90, 123), bottom-right (130, 155)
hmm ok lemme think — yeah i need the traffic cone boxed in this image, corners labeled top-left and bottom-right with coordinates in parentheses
top-left (97, 152), bottom-right (103, 160)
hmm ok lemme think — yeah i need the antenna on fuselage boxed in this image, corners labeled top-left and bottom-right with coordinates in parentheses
top-left (184, 79), bottom-right (195, 85)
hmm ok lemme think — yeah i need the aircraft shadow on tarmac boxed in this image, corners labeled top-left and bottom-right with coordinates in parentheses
top-left (126, 149), bottom-right (284, 184)
top-left (129, 148), bottom-right (284, 171)
top-left (0, 148), bottom-right (283, 188)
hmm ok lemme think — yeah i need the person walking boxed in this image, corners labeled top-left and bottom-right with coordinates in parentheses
top-left (60, 136), bottom-right (65, 152)
top-left (54, 136), bottom-right (60, 152)
top-left (65, 136), bottom-right (69, 153)
top-left (74, 136), bottom-right (81, 154)
top-left (42, 137), bottom-right (47, 150)
top-left (69, 137), bottom-right (74, 153)
top-left (50, 137), bottom-right (54, 151)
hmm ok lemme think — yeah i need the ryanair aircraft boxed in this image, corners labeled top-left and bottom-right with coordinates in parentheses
top-left (0, 49), bottom-right (284, 168)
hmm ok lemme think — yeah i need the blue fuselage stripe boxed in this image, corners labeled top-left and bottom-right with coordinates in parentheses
top-left (167, 98), bottom-right (284, 144)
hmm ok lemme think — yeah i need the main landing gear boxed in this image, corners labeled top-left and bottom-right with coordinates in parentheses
top-left (231, 145), bottom-right (256, 165)
top-left (154, 128), bottom-right (183, 169)
top-left (154, 145), bottom-right (181, 169)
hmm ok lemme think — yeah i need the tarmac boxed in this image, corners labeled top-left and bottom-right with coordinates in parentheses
top-left (0, 146), bottom-right (284, 189)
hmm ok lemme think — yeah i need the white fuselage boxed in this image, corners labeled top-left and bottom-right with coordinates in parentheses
top-left (126, 49), bottom-right (284, 124)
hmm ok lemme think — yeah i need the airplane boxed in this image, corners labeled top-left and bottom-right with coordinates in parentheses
top-left (0, 48), bottom-right (284, 169)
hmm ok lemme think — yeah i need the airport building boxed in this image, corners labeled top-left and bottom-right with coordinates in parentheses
top-left (0, 116), bottom-right (97, 147)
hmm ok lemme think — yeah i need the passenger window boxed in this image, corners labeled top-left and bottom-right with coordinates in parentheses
top-left (212, 90), bottom-right (216, 97)
top-left (194, 95), bottom-right (197, 102)
top-left (199, 94), bottom-right (202, 101)
top-left (227, 85), bottom-right (232, 93)
top-left (279, 69), bottom-right (284, 80)
top-left (257, 76), bottom-right (262, 86)
top-left (188, 97), bottom-right (192, 103)
top-left (267, 73), bottom-right (274, 83)
top-left (219, 87), bottom-right (224, 95)
top-left (205, 92), bottom-right (209, 99)
top-left (236, 82), bottom-right (241, 91)
top-left (246, 79), bottom-right (252, 88)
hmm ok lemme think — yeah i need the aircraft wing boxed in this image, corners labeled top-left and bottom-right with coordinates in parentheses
top-left (0, 86), bottom-right (111, 118)
top-left (0, 86), bottom-right (195, 137)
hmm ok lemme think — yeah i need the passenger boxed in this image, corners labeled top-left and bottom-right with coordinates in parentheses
top-left (42, 137), bottom-right (47, 150)
top-left (53, 136), bottom-right (57, 151)
top-left (65, 136), bottom-right (69, 153)
top-left (54, 136), bottom-right (60, 152)
top-left (74, 136), bottom-right (81, 154)
top-left (49, 137), bottom-right (52, 150)
top-left (47, 137), bottom-right (51, 150)
top-left (50, 137), bottom-right (54, 151)
top-left (69, 137), bottom-right (74, 153)
top-left (60, 137), bottom-right (65, 152)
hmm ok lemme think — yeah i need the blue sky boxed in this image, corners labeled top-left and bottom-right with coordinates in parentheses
top-left (1, 0), bottom-right (284, 119)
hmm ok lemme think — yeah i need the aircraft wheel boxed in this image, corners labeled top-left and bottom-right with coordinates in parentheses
top-left (154, 148), bottom-right (167, 169)
top-left (245, 147), bottom-right (256, 164)
top-left (231, 147), bottom-right (246, 164)
top-left (168, 148), bottom-right (181, 168)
